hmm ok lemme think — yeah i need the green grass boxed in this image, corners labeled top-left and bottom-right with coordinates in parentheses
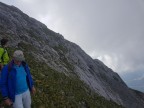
top-left (24, 48), bottom-right (124, 108)
top-left (0, 43), bottom-right (124, 108)
top-left (27, 57), bottom-right (124, 108)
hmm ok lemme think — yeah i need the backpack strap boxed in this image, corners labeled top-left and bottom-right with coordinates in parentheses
top-left (7, 60), bottom-right (14, 73)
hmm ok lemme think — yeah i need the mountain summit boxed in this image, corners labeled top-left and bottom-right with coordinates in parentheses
top-left (0, 2), bottom-right (144, 108)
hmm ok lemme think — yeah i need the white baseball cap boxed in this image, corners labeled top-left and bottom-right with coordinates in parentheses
top-left (13, 50), bottom-right (25, 61)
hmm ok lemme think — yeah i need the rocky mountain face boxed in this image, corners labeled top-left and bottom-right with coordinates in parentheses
top-left (0, 2), bottom-right (144, 108)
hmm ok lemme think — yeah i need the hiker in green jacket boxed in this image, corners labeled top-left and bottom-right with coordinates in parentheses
top-left (0, 38), bottom-right (9, 71)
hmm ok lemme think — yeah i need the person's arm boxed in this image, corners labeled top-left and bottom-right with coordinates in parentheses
top-left (0, 63), bottom-right (3, 70)
top-left (25, 64), bottom-right (36, 94)
top-left (0, 49), bottom-right (3, 70)
top-left (0, 48), bottom-right (6, 70)
top-left (0, 66), bottom-right (9, 97)
top-left (0, 48), bottom-right (5, 62)
top-left (4, 98), bottom-right (13, 106)
top-left (0, 66), bottom-right (13, 106)
top-left (31, 86), bottom-right (36, 95)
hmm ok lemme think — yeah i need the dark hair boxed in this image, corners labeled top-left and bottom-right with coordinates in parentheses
top-left (1, 38), bottom-right (8, 46)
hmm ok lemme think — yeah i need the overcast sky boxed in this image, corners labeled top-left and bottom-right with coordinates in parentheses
top-left (1, 0), bottom-right (144, 76)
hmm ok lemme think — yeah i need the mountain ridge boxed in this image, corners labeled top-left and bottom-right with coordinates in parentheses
top-left (0, 2), bottom-right (144, 108)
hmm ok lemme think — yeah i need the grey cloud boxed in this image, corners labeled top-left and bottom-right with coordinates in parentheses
top-left (0, 0), bottom-right (144, 75)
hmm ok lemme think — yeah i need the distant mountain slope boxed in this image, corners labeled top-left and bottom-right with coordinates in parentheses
top-left (0, 2), bottom-right (144, 108)
top-left (121, 71), bottom-right (144, 92)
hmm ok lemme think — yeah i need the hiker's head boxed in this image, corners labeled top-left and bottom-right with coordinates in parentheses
top-left (1, 38), bottom-right (8, 47)
top-left (13, 50), bottom-right (25, 65)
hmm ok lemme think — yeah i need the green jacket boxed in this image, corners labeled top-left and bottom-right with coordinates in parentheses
top-left (0, 47), bottom-right (9, 65)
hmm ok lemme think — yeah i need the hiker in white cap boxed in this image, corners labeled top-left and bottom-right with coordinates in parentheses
top-left (0, 50), bottom-right (36, 108)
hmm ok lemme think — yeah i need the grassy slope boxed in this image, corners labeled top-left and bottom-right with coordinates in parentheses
top-left (0, 44), bottom-right (124, 108)
top-left (27, 54), bottom-right (124, 108)
top-left (20, 43), bottom-right (124, 108)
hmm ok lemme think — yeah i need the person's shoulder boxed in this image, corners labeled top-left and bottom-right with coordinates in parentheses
top-left (1, 64), bottom-right (8, 71)
top-left (22, 61), bottom-right (29, 67)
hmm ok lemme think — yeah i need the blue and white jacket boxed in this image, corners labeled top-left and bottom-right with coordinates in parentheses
top-left (0, 60), bottom-right (34, 102)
